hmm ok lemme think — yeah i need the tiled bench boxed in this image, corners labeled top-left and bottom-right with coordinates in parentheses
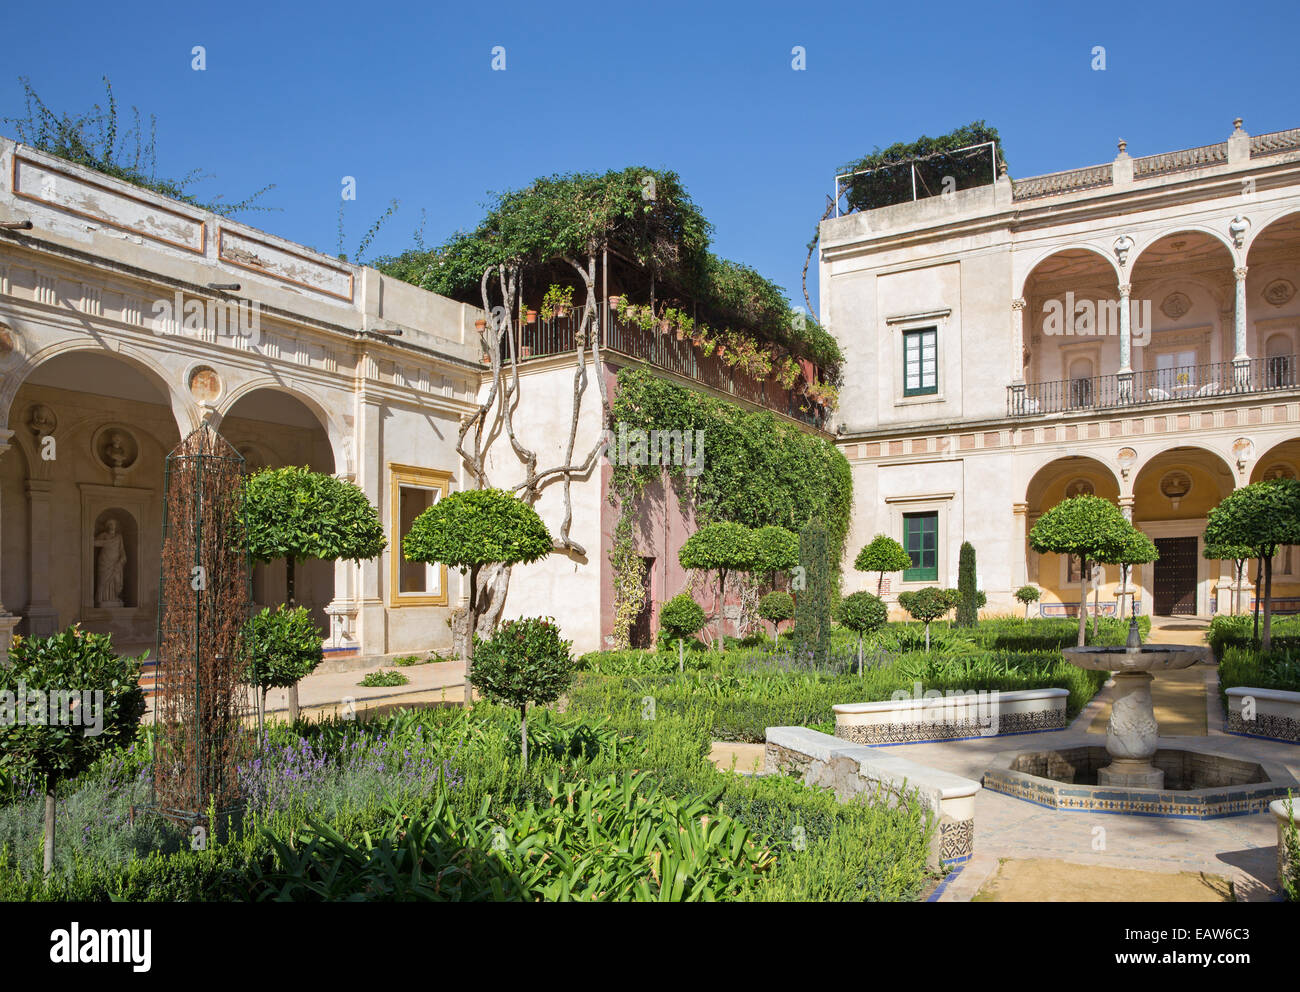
top-left (833, 688), bottom-right (1069, 745)
top-left (1225, 686), bottom-right (1300, 743)
top-left (765, 725), bottom-right (979, 867)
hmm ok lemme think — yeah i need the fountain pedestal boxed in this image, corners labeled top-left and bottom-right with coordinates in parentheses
top-left (1062, 619), bottom-right (1208, 790)
top-left (1098, 672), bottom-right (1164, 788)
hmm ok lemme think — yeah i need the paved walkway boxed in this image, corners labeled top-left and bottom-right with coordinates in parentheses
top-left (917, 618), bottom-right (1292, 901)
top-left (145, 657), bottom-right (469, 722)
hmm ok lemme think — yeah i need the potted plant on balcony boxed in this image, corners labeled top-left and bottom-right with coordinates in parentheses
top-left (541, 284), bottom-right (574, 321)
top-left (608, 294), bottom-right (622, 310)
top-left (474, 317), bottom-right (487, 332)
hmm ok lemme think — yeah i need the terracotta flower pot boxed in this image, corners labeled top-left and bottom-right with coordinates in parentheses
top-left (526, 310), bottom-right (537, 324)
top-left (481, 354), bottom-right (491, 365)
top-left (474, 319), bottom-right (487, 331)
top-left (608, 295), bottom-right (622, 309)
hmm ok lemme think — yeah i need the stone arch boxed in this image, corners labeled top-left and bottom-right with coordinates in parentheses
top-left (216, 384), bottom-right (341, 628)
top-left (1015, 243), bottom-right (1121, 301)
top-left (1022, 455), bottom-right (1124, 614)
top-left (1243, 208), bottom-right (1300, 260)
top-left (214, 377), bottom-right (350, 478)
top-left (0, 337), bottom-right (195, 439)
top-left (1251, 437), bottom-right (1300, 483)
top-left (1130, 226), bottom-right (1238, 271)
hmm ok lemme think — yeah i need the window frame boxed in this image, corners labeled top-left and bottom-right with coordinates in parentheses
top-left (388, 463), bottom-right (453, 608)
top-left (902, 327), bottom-right (939, 397)
top-left (902, 511), bottom-right (939, 582)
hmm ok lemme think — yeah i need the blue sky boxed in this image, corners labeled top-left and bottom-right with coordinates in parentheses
top-left (3, 0), bottom-right (1297, 313)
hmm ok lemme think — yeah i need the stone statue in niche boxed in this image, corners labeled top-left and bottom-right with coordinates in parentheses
top-left (105, 430), bottom-right (128, 467)
top-left (94, 519), bottom-right (126, 608)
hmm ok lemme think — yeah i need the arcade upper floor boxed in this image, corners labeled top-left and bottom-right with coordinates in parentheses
top-left (820, 120), bottom-right (1300, 438)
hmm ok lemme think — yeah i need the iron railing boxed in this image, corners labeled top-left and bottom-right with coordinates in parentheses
top-left (1008, 355), bottom-right (1297, 417)
top-left (497, 304), bottom-right (827, 429)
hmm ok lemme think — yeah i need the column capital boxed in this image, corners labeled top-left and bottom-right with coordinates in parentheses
top-left (1234, 265), bottom-right (1249, 281)
top-left (1012, 501), bottom-right (1028, 515)
top-left (1118, 282), bottom-right (1131, 297)
top-left (1011, 297), bottom-right (1027, 312)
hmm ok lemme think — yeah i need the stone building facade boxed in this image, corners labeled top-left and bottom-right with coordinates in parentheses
top-left (0, 136), bottom-right (486, 663)
top-left (821, 120), bottom-right (1300, 617)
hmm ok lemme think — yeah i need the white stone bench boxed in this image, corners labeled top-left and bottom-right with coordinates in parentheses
top-left (833, 687), bottom-right (1069, 745)
top-left (765, 725), bottom-right (979, 867)
top-left (1226, 686), bottom-right (1300, 743)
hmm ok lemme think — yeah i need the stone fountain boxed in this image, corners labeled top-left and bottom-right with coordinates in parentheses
top-left (982, 617), bottom-right (1298, 818)
top-left (1061, 617), bottom-right (1205, 789)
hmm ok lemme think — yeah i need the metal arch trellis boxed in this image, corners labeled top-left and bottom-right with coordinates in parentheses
top-left (148, 421), bottom-right (253, 828)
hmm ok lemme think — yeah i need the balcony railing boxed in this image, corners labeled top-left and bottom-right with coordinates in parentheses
top-left (496, 304), bottom-right (827, 429)
top-left (1007, 356), bottom-right (1297, 417)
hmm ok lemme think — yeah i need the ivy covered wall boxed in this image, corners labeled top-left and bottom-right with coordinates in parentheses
top-left (605, 366), bottom-right (852, 646)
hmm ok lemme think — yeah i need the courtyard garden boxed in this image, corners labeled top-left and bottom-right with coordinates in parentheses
top-left (0, 608), bottom-right (1133, 903)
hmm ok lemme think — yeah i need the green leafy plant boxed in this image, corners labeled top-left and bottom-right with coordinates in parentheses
top-left (403, 488), bottom-right (552, 704)
top-left (1106, 528), bottom-right (1158, 622)
top-left (757, 591), bottom-right (795, 645)
top-left (358, 670), bottom-right (409, 688)
top-left (0, 626), bottom-right (145, 876)
top-left (1204, 479), bottom-right (1300, 651)
top-left (835, 591), bottom-right (887, 674)
top-left (749, 526), bottom-right (799, 587)
top-left (855, 534), bottom-right (912, 596)
top-left (539, 283), bottom-right (575, 321)
top-left (243, 466), bottom-right (385, 717)
top-left (469, 617), bottom-right (574, 767)
top-left (1028, 495), bottom-right (1133, 647)
top-left (1203, 541), bottom-right (1256, 618)
top-left (678, 522), bottom-right (755, 647)
top-left (244, 606), bottom-right (325, 737)
top-left (1014, 585), bottom-right (1041, 618)
top-left (660, 593), bottom-right (708, 670)
top-left (897, 588), bottom-right (960, 652)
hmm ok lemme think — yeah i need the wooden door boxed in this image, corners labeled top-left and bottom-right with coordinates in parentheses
top-left (1154, 536), bottom-right (1198, 615)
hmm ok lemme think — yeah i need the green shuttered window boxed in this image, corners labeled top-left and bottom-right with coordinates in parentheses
top-left (902, 511), bottom-right (938, 582)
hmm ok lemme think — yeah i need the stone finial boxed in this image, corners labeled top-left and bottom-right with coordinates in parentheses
top-left (1233, 118), bottom-right (1244, 132)
top-left (1117, 138), bottom-right (1127, 154)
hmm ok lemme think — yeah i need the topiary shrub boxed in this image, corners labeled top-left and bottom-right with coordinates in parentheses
top-left (791, 518), bottom-right (834, 665)
top-left (854, 534), bottom-right (912, 596)
top-left (404, 488), bottom-right (552, 703)
top-left (955, 542), bottom-right (978, 627)
top-left (678, 522), bottom-right (755, 648)
top-left (1014, 585), bottom-right (1041, 619)
top-left (0, 626), bottom-right (146, 876)
top-left (660, 593), bottom-right (708, 669)
top-left (897, 587), bottom-right (959, 652)
top-left (757, 590), bottom-right (795, 645)
top-left (469, 616), bottom-right (574, 768)
top-left (835, 591), bottom-right (887, 674)
top-left (244, 605), bottom-right (325, 737)
top-left (749, 527), bottom-right (799, 588)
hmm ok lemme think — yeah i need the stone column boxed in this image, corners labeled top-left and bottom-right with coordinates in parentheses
top-left (1010, 298), bottom-right (1027, 382)
top-left (1012, 502), bottom-right (1028, 593)
top-left (24, 479), bottom-right (59, 637)
top-left (355, 389), bottom-right (385, 656)
top-left (0, 432), bottom-right (19, 665)
top-left (1117, 282), bottom-right (1134, 402)
top-left (1233, 265), bottom-right (1250, 388)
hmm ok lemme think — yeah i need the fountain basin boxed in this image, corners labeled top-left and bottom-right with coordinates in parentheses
top-left (1062, 645), bottom-right (1209, 672)
top-left (984, 744), bottom-right (1297, 819)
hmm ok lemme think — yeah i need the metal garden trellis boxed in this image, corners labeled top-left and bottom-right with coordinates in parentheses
top-left (148, 421), bottom-right (253, 829)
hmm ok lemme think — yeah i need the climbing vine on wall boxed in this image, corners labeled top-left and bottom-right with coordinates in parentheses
top-left (607, 367), bottom-right (853, 645)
